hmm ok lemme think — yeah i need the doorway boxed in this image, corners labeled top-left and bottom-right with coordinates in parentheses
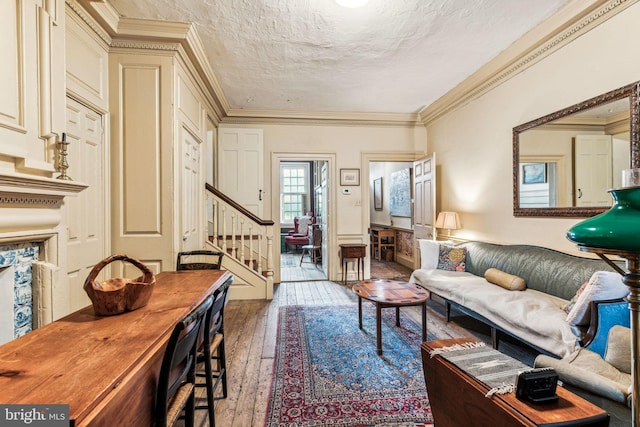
top-left (272, 154), bottom-right (335, 283)
top-left (362, 152), bottom-right (420, 281)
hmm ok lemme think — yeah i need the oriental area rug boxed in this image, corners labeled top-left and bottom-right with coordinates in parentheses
top-left (264, 304), bottom-right (434, 426)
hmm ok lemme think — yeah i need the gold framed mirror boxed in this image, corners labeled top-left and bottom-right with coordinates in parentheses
top-left (513, 81), bottom-right (640, 217)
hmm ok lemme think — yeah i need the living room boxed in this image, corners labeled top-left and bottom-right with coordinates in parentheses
top-left (1, 0), bottom-right (639, 426)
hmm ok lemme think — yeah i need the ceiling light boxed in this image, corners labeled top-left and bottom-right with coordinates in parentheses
top-left (335, 0), bottom-right (369, 8)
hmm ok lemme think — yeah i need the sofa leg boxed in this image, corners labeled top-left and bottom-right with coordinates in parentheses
top-left (445, 301), bottom-right (451, 323)
top-left (491, 328), bottom-right (498, 350)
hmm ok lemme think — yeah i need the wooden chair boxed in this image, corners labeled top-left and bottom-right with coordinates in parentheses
top-left (197, 278), bottom-right (232, 427)
top-left (176, 250), bottom-right (224, 271)
top-left (300, 226), bottom-right (322, 266)
top-left (154, 295), bottom-right (213, 427)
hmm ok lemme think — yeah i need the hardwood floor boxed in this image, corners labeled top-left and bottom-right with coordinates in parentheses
top-left (188, 267), bottom-right (631, 426)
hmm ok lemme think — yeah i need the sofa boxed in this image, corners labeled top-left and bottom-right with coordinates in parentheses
top-left (409, 240), bottom-right (630, 359)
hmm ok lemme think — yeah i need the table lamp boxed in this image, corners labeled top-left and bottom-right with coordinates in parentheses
top-left (566, 169), bottom-right (640, 427)
top-left (435, 211), bottom-right (461, 239)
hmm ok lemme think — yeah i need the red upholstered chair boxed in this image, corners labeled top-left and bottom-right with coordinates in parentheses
top-left (284, 214), bottom-right (313, 252)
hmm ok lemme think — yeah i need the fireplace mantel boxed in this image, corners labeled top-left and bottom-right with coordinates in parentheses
top-left (0, 172), bottom-right (87, 233)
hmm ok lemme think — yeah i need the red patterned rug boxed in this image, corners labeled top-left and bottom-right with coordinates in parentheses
top-left (264, 304), bottom-right (433, 426)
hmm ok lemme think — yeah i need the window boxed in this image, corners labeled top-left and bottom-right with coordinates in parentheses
top-left (281, 163), bottom-right (310, 225)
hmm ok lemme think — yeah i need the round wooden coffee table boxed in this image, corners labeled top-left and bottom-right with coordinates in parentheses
top-left (352, 279), bottom-right (430, 355)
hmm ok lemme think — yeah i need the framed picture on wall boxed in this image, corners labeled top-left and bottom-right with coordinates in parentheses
top-left (340, 168), bottom-right (360, 186)
top-left (373, 178), bottom-right (383, 210)
top-left (522, 163), bottom-right (547, 184)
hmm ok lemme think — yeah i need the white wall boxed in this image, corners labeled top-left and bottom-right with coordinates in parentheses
top-left (425, 3), bottom-right (640, 255)
top-left (220, 122), bottom-right (426, 280)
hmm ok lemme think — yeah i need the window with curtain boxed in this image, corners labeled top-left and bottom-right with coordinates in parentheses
top-left (281, 163), bottom-right (310, 225)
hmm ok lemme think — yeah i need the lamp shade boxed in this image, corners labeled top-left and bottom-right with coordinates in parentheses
top-left (567, 187), bottom-right (640, 251)
top-left (435, 212), bottom-right (461, 230)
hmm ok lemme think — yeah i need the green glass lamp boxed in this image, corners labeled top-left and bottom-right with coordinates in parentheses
top-left (567, 170), bottom-right (640, 427)
top-left (566, 186), bottom-right (640, 251)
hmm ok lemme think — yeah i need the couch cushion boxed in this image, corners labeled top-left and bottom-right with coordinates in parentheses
top-left (604, 325), bottom-right (631, 374)
top-left (562, 279), bottom-right (588, 314)
top-left (437, 246), bottom-right (466, 271)
top-left (410, 269), bottom-right (577, 357)
top-left (484, 268), bottom-right (526, 291)
top-left (418, 239), bottom-right (440, 270)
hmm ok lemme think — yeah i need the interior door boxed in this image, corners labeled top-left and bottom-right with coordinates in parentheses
top-left (181, 126), bottom-right (202, 252)
top-left (574, 135), bottom-right (612, 207)
top-left (65, 98), bottom-right (106, 312)
top-left (413, 154), bottom-right (436, 266)
top-left (217, 128), bottom-right (264, 217)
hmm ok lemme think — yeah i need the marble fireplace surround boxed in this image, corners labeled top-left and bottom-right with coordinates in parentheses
top-left (0, 172), bottom-right (86, 345)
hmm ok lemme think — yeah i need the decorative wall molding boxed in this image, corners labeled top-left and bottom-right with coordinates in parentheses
top-left (66, 0), bottom-right (112, 45)
top-left (222, 109), bottom-right (420, 128)
top-left (419, 0), bottom-right (637, 125)
top-left (0, 195), bottom-right (61, 208)
top-left (0, 172), bottom-right (87, 197)
top-left (111, 39), bottom-right (181, 52)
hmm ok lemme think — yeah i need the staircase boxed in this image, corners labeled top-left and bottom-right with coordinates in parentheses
top-left (205, 183), bottom-right (275, 299)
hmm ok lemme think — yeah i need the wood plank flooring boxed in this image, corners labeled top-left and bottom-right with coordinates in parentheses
top-left (187, 265), bottom-right (630, 426)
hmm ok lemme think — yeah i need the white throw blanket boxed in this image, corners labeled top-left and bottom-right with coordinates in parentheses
top-left (410, 269), bottom-right (579, 358)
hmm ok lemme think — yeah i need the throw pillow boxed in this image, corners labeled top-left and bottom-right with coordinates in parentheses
top-left (604, 325), bottom-right (631, 375)
top-left (418, 239), bottom-right (440, 270)
top-left (437, 245), bottom-right (466, 272)
top-left (484, 268), bottom-right (526, 291)
top-left (562, 280), bottom-right (589, 314)
top-left (565, 271), bottom-right (629, 326)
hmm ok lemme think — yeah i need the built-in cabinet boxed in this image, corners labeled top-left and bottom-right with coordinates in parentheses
top-left (108, 48), bottom-right (217, 275)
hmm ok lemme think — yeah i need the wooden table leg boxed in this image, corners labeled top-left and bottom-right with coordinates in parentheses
top-left (421, 301), bottom-right (427, 342)
top-left (376, 303), bottom-right (382, 355)
top-left (358, 297), bottom-right (363, 330)
top-left (395, 307), bottom-right (401, 327)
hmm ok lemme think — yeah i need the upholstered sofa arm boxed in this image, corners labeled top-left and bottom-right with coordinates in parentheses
top-left (581, 299), bottom-right (630, 357)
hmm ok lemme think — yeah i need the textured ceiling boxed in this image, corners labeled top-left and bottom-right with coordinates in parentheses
top-left (108, 0), bottom-right (571, 114)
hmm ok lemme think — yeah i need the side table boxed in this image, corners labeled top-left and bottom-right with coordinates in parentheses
top-left (339, 243), bottom-right (366, 284)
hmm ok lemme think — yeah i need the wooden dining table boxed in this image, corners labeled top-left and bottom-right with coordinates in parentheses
top-left (0, 269), bottom-right (233, 426)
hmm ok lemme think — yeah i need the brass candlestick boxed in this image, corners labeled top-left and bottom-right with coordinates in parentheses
top-left (56, 133), bottom-right (72, 181)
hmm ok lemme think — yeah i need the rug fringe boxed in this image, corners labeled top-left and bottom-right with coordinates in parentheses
top-left (485, 383), bottom-right (514, 397)
top-left (428, 341), bottom-right (486, 358)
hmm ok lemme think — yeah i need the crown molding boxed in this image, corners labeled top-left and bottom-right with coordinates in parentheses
top-left (66, 0), bottom-right (112, 45)
top-left (222, 109), bottom-right (421, 127)
top-left (419, 0), bottom-right (637, 125)
top-left (76, 2), bottom-right (229, 123)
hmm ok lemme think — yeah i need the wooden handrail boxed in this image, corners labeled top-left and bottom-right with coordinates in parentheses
top-left (206, 183), bottom-right (274, 226)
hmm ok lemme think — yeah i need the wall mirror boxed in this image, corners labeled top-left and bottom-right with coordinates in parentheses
top-left (513, 81), bottom-right (639, 217)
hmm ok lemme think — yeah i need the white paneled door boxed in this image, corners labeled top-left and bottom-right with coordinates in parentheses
top-left (574, 135), bottom-right (612, 207)
top-left (413, 155), bottom-right (436, 263)
top-left (181, 126), bottom-right (202, 252)
top-left (65, 98), bottom-right (106, 313)
top-left (218, 128), bottom-right (264, 217)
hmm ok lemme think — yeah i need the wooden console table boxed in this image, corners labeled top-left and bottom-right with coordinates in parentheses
top-left (0, 269), bottom-right (233, 426)
top-left (421, 338), bottom-right (609, 427)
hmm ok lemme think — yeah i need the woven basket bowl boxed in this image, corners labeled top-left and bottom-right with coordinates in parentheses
top-left (83, 254), bottom-right (156, 316)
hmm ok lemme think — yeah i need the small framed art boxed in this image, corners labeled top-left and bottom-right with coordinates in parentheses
top-left (340, 168), bottom-right (360, 186)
